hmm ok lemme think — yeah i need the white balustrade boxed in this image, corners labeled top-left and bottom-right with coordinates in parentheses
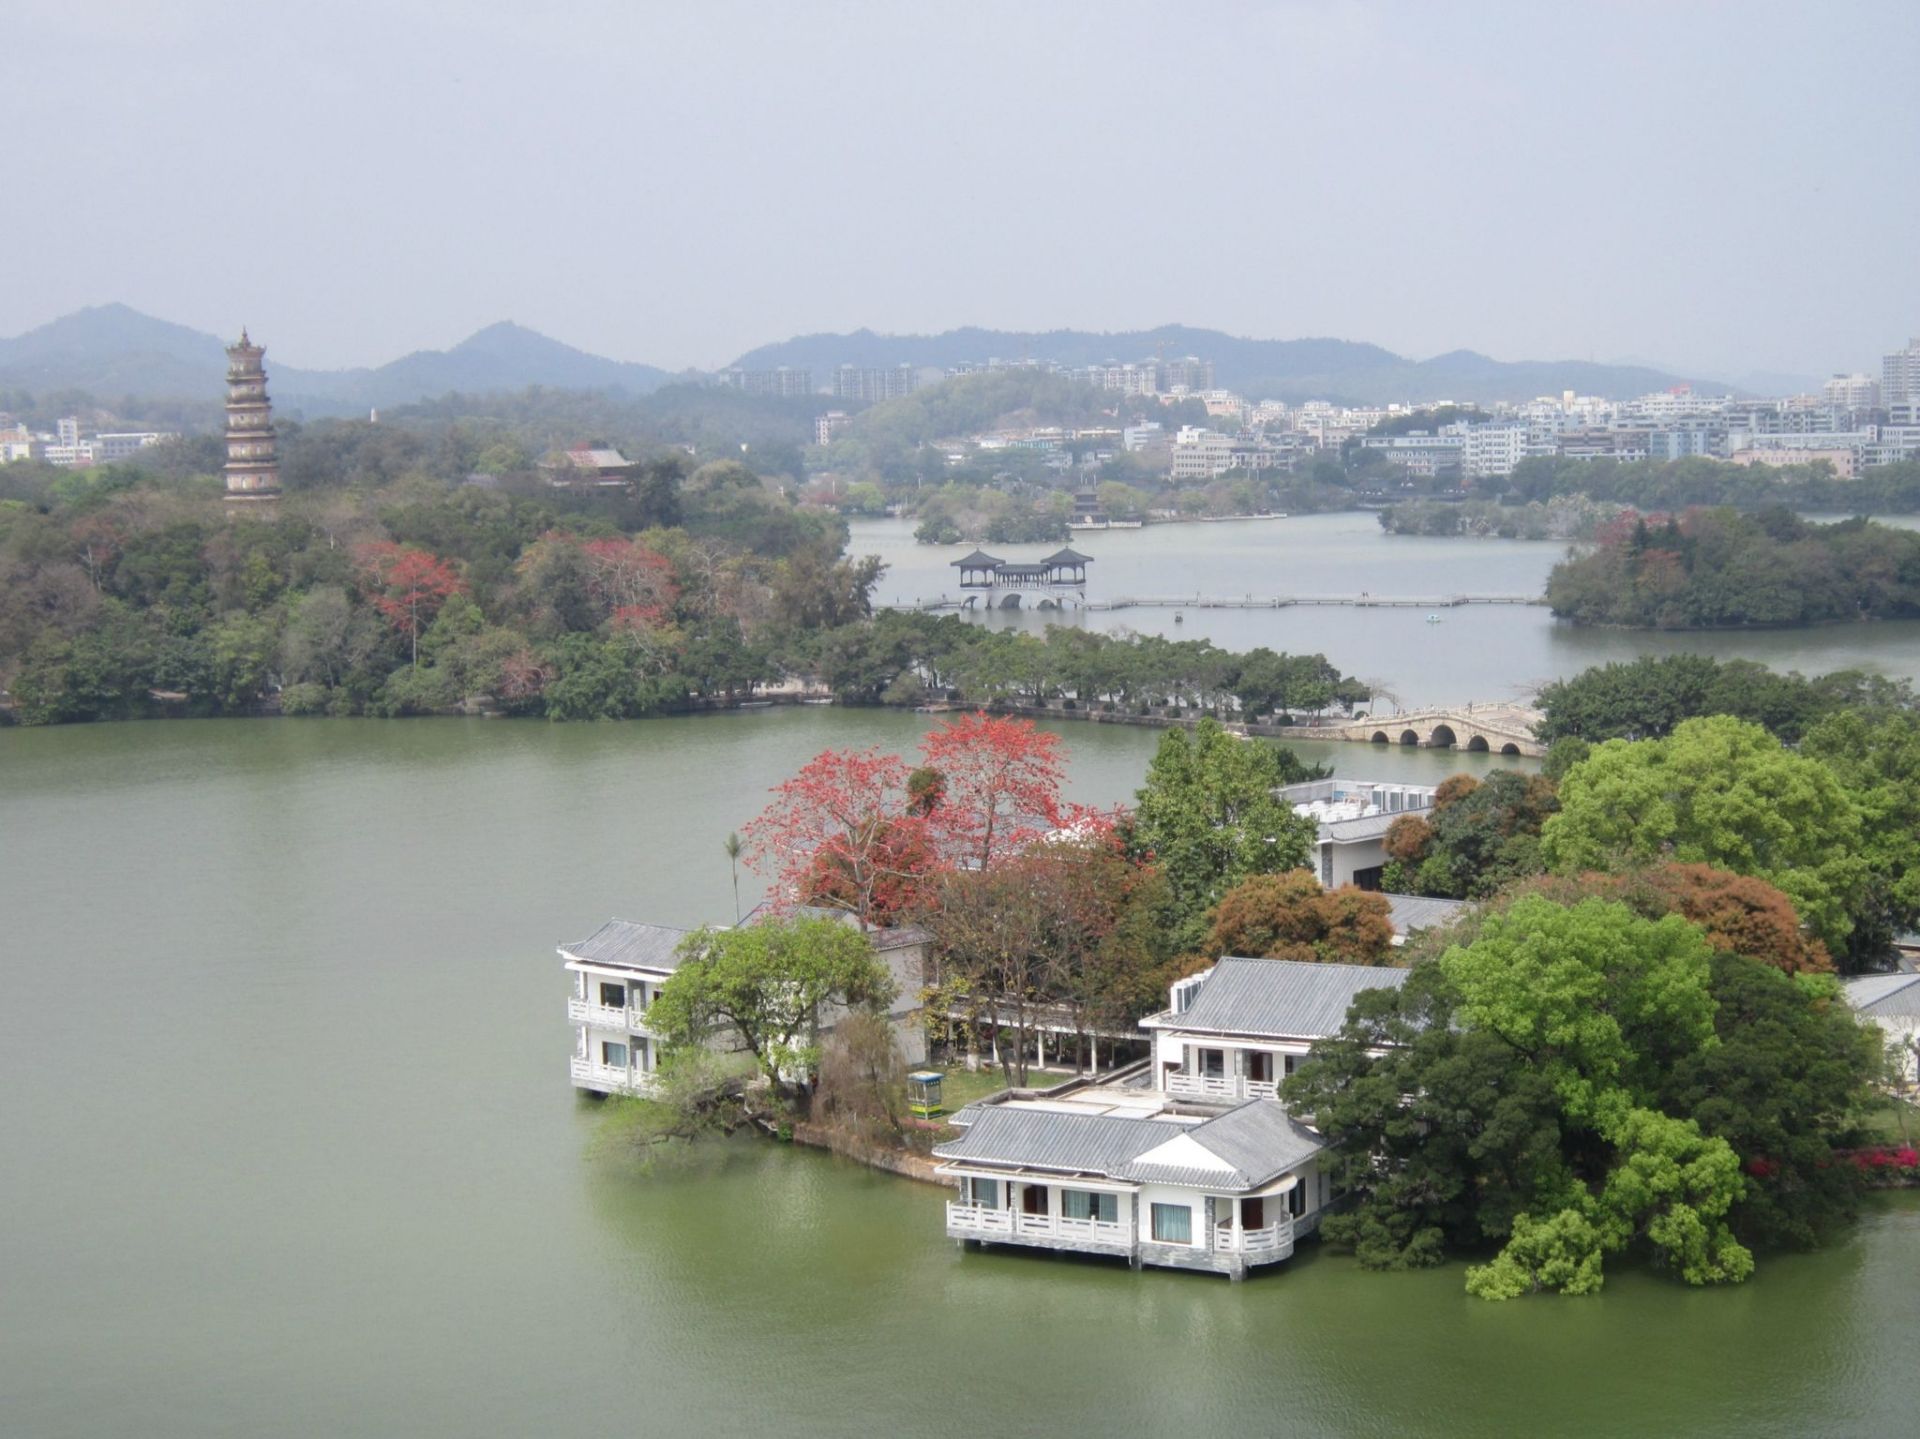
top-left (1213, 1219), bottom-right (1293, 1254)
top-left (566, 997), bottom-right (655, 1033)
top-left (1166, 1070), bottom-right (1282, 1102)
top-left (569, 1056), bottom-right (658, 1096)
top-left (946, 1202), bottom-right (1014, 1237)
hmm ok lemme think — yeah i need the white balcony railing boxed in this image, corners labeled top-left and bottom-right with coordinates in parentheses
top-left (1213, 1218), bottom-right (1293, 1255)
top-left (1166, 1071), bottom-right (1281, 1102)
top-left (946, 1203), bottom-right (1129, 1247)
top-left (567, 997), bottom-right (656, 1034)
top-left (570, 1056), bottom-right (659, 1096)
top-left (947, 1202), bottom-right (1015, 1237)
top-left (1167, 1071), bottom-right (1237, 1099)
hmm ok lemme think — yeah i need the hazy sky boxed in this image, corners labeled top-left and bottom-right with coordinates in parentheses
top-left (7, 0), bottom-right (1916, 381)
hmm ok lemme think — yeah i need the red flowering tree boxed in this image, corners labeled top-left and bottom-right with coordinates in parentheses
top-left (918, 713), bottom-right (1066, 870)
top-left (355, 543), bottom-right (464, 666)
top-left (583, 537), bottom-right (678, 627)
top-left (744, 747), bottom-right (934, 928)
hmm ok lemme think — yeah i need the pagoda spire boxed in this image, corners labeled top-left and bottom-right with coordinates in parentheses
top-left (223, 328), bottom-right (280, 508)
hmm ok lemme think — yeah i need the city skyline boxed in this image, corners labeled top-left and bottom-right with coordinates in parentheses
top-left (5, 1), bottom-right (1917, 381)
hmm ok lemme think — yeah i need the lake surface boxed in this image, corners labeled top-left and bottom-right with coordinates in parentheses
top-left (850, 514), bottom-right (1920, 703)
top-left (3, 713), bottom-right (1917, 1437)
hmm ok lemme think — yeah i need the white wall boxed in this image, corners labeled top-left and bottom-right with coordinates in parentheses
top-left (1136, 1182), bottom-right (1208, 1248)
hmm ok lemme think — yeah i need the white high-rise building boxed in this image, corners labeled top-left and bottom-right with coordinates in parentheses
top-left (1882, 339), bottom-right (1920, 406)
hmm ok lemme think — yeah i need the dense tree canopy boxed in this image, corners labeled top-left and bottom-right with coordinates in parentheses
top-left (1541, 717), bottom-right (1870, 955)
top-left (1380, 769), bottom-right (1558, 899)
top-left (1546, 508), bottom-right (1920, 629)
top-left (1534, 654), bottom-right (1913, 745)
top-left (1286, 895), bottom-right (1882, 1298)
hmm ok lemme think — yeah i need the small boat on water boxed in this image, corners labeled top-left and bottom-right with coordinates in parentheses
top-left (1425, 613), bottom-right (1443, 624)
top-left (1174, 612), bottom-right (1185, 624)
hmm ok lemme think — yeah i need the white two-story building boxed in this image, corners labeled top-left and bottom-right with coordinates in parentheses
top-left (934, 954), bottom-right (1412, 1279)
top-left (562, 907), bottom-right (934, 1096)
top-left (1144, 956), bottom-right (1411, 1102)
top-left (562, 920), bottom-right (689, 1095)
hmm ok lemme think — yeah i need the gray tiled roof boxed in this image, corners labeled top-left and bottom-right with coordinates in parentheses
top-left (1384, 893), bottom-right (1470, 937)
top-left (1843, 972), bottom-right (1920, 1018)
top-left (934, 1106), bottom-right (1170, 1176)
top-left (1159, 956), bottom-right (1409, 1041)
top-left (935, 1100), bottom-right (1323, 1193)
top-left (1124, 1102), bottom-right (1325, 1190)
top-left (560, 920), bottom-right (691, 973)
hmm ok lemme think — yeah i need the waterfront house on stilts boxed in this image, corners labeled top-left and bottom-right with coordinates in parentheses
top-left (933, 957), bottom-right (1411, 1279)
top-left (936, 1097), bottom-right (1328, 1280)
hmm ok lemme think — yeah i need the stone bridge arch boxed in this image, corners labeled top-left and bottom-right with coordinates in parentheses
top-left (1429, 723), bottom-right (1458, 749)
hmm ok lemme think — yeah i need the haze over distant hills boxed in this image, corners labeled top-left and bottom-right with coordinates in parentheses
top-left (0, 304), bottom-right (675, 417)
top-left (0, 305), bottom-right (1729, 417)
top-left (732, 325), bottom-right (1726, 405)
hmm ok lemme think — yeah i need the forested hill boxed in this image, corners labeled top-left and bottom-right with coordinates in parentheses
top-left (729, 325), bottom-right (1714, 404)
top-left (0, 305), bottom-right (674, 416)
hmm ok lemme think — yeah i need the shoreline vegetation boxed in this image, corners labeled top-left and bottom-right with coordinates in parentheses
top-left (0, 454), bottom-right (1376, 728)
top-left (602, 704), bottom-right (1919, 1301)
top-left (1545, 508), bottom-right (1920, 629)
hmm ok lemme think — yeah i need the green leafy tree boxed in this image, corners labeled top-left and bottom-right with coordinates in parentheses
top-left (1541, 716), bottom-right (1869, 954)
top-left (647, 917), bottom-right (895, 1094)
top-left (1129, 717), bottom-right (1318, 949)
top-left (1803, 707), bottom-right (1920, 960)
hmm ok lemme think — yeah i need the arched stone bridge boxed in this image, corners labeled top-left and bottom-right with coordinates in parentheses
top-left (1319, 702), bottom-right (1546, 757)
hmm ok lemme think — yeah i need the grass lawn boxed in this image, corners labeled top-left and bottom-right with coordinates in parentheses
top-left (1859, 1098), bottom-right (1919, 1146)
top-left (917, 1062), bottom-right (1083, 1116)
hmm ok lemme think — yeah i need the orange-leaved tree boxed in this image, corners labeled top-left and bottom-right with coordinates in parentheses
top-left (1205, 869), bottom-right (1396, 965)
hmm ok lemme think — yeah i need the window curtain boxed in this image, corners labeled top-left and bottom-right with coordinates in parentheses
top-left (1152, 1203), bottom-right (1192, 1244)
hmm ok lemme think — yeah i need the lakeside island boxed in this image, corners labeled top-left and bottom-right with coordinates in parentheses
top-left (572, 707), bottom-right (1920, 1299)
top-left (1546, 508), bottom-right (1920, 628)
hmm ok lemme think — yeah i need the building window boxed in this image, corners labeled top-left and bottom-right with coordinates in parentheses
top-left (1151, 1202), bottom-right (1192, 1244)
top-left (1247, 1051), bottom-right (1275, 1083)
top-left (1288, 1182), bottom-right (1306, 1218)
top-left (600, 1040), bottom-right (628, 1068)
top-left (598, 981), bottom-right (627, 1009)
top-left (967, 1177), bottom-right (1001, 1209)
top-left (1199, 1048), bottom-right (1225, 1078)
top-left (629, 1036), bottom-right (648, 1071)
top-left (1063, 1190), bottom-right (1118, 1223)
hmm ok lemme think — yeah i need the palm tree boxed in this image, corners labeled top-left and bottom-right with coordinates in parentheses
top-left (723, 831), bottom-right (743, 921)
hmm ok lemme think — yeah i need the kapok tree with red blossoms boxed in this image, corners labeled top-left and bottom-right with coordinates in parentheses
top-left (918, 713), bottom-right (1067, 871)
top-left (355, 543), bottom-right (465, 666)
top-left (582, 536), bottom-right (679, 627)
top-left (744, 746), bottom-right (935, 929)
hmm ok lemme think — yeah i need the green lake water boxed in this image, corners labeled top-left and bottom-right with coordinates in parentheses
top-left (2, 713), bottom-right (1916, 1437)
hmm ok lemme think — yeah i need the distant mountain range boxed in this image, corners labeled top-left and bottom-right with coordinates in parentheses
top-left (0, 305), bottom-right (1730, 416)
top-left (0, 304), bottom-right (674, 417)
top-left (730, 324), bottom-right (1728, 404)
